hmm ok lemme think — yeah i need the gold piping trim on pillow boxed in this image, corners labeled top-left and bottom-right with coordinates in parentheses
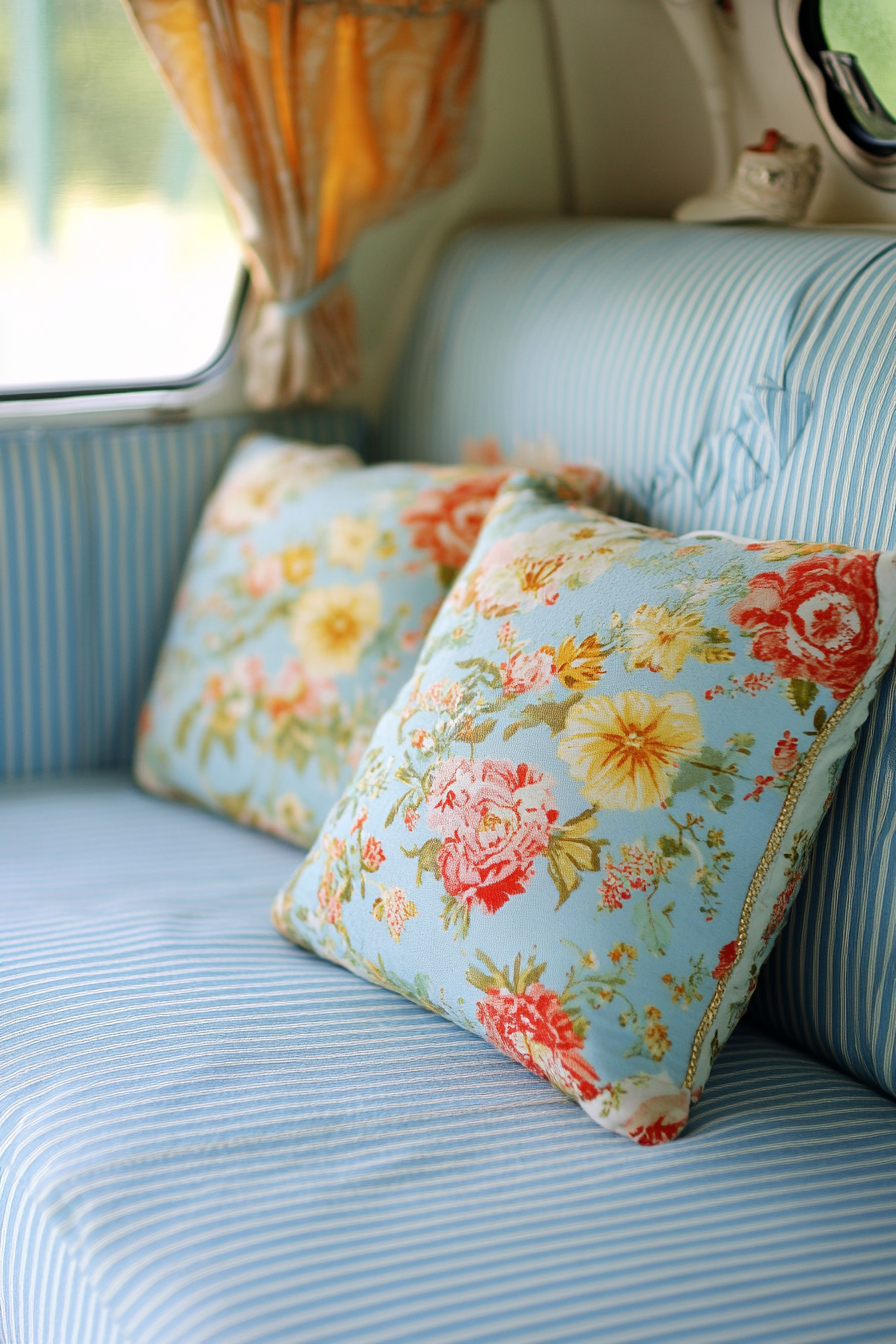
top-left (683, 680), bottom-right (864, 1090)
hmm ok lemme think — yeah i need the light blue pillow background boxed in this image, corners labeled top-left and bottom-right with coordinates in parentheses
top-left (136, 439), bottom-right (510, 847)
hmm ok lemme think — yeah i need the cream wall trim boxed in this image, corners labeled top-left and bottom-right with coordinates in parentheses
top-left (661, 0), bottom-right (736, 194)
top-left (0, 281), bottom-right (252, 429)
top-left (547, 0), bottom-right (713, 219)
top-left (538, 0), bottom-right (579, 215)
top-left (346, 0), bottom-right (561, 419)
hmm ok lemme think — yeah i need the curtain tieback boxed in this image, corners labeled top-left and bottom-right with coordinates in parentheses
top-left (273, 264), bottom-right (348, 319)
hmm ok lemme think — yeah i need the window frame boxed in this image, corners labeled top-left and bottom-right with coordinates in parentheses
top-left (0, 267), bottom-right (250, 414)
top-left (778, 0), bottom-right (896, 190)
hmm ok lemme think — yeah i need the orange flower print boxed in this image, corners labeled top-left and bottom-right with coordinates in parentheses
top-left (642, 1006), bottom-right (671, 1062)
top-left (317, 872), bottom-right (344, 926)
top-left (400, 472), bottom-right (508, 575)
top-left (361, 837), bottom-right (386, 872)
top-left (476, 983), bottom-right (600, 1101)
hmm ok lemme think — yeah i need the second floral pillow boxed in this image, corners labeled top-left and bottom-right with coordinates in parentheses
top-left (273, 472), bottom-right (896, 1143)
top-left (136, 436), bottom-right (610, 845)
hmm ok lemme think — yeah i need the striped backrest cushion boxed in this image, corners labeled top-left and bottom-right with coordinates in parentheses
top-left (380, 219), bottom-right (896, 1099)
top-left (0, 410), bottom-right (368, 779)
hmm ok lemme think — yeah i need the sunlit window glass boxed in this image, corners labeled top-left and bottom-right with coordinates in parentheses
top-left (0, 0), bottom-right (242, 392)
top-left (820, 0), bottom-right (896, 119)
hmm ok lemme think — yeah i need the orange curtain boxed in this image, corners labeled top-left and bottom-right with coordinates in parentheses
top-left (123, 0), bottom-right (489, 406)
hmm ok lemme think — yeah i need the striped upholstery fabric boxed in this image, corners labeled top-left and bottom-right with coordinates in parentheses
top-left (3, 776), bottom-right (896, 1344)
top-left (0, 409), bottom-right (368, 781)
top-left (381, 220), bottom-right (896, 1099)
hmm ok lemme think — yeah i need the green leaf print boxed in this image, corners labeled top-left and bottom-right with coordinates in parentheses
top-left (402, 837), bottom-right (442, 887)
top-left (175, 700), bottom-right (201, 751)
top-left (502, 692), bottom-right (585, 741)
top-left (631, 897), bottom-right (675, 957)
top-left (455, 716), bottom-right (498, 746)
top-left (546, 808), bottom-right (610, 908)
top-left (455, 657), bottom-right (503, 689)
top-left (784, 678), bottom-right (818, 715)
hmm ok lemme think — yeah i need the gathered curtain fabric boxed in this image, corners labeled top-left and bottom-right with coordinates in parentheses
top-left (123, 0), bottom-right (489, 407)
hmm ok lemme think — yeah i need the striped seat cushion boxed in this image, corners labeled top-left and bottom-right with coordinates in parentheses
top-left (2, 776), bottom-right (896, 1343)
top-left (381, 219), bottom-right (896, 1101)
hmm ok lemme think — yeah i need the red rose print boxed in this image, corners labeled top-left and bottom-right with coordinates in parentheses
top-left (712, 940), bottom-right (738, 980)
top-left (499, 649), bottom-right (555, 697)
top-left (400, 473), bottom-right (508, 573)
top-left (627, 1110), bottom-right (688, 1146)
top-left (729, 553), bottom-right (879, 700)
top-left (744, 774), bottom-right (775, 803)
top-left (361, 836), bottom-right (385, 872)
top-left (762, 875), bottom-right (801, 942)
top-left (772, 730), bottom-right (799, 777)
top-left (426, 757), bottom-right (558, 912)
top-left (267, 658), bottom-right (335, 722)
top-left (317, 873), bottom-right (343, 926)
top-left (477, 983), bottom-right (600, 1101)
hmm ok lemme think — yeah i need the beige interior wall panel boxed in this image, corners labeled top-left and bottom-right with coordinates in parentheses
top-left (346, 0), bottom-right (561, 417)
top-left (552, 0), bottom-right (714, 217)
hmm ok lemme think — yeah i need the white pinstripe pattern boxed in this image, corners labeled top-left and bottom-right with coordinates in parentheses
top-left (0, 410), bottom-right (368, 781)
top-left (381, 219), bottom-right (896, 1103)
top-left (2, 777), bottom-right (896, 1344)
top-left (4, 224), bottom-right (896, 1340)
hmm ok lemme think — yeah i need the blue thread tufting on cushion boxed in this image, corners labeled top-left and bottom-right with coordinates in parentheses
top-left (651, 382), bottom-right (813, 508)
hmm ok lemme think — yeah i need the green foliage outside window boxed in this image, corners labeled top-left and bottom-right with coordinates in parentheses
top-left (821, 0), bottom-right (896, 120)
top-left (0, 0), bottom-right (207, 202)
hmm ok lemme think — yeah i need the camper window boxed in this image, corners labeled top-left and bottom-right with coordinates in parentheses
top-left (0, 0), bottom-right (242, 397)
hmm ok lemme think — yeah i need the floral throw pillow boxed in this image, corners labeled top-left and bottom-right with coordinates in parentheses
top-left (273, 472), bottom-right (896, 1144)
top-left (135, 436), bottom-right (609, 846)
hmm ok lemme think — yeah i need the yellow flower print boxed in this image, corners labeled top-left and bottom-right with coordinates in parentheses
top-left (608, 942), bottom-right (638, 965)
top-left (273, 792), bottom-right (314, 844)
top-left (643, 1006), bottom-right (672, 1062)
top-left (290, 582), bottom-right (382, 675)
top-left (625, 604), bottom-right (708, 679)
top-left (455, 518), bottom-right (637, 618)
top-left (625, 603), bottom-right (734, 677)
top-left (558, 689), bottom-right (704, 810)
top-left (281, 543), bottom-right (315, 586)
top-left (327, 514), bottom-right (379, 572)
top-left (745, 538), bottom-right (853, 562)
top-left (547, 633), bottom-right (607, 689)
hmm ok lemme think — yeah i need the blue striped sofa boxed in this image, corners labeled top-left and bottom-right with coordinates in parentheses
top-left (3, 222), bottom-right (896, 1344)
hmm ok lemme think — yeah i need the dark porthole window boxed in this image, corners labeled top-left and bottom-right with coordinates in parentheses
top-left (778, 0), bottom-right (896, 188)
